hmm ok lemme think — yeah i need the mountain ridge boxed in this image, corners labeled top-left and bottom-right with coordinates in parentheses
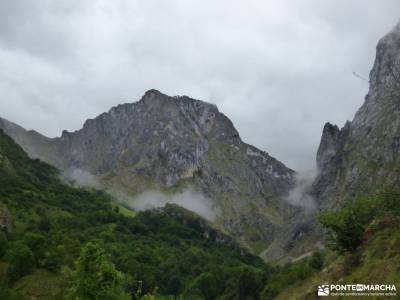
top-left (0, 89), bottom-right (306, 260)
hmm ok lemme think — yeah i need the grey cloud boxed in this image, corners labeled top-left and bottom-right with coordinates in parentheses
top-left (0, 0), bottom-right (399, 172)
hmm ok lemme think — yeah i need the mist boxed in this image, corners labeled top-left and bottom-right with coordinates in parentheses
top-left (61, 168), bottom-right (219, 221)
top-left (285, 170), bottom-right (317, 212)
top-left (62, 168), bottom-right (100, 188)
top-left (124, 189), bottom-right (220, 221)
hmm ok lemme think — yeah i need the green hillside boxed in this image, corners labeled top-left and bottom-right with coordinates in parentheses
top-left (0, 129), bottom-right (269, 299)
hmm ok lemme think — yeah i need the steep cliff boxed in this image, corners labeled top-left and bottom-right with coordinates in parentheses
top-left (312, 23), bottom-right (400, 208)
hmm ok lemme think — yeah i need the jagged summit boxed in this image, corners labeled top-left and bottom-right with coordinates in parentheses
top-left (63, 89), bottom-right (234, 142)
top-left (368, 22), bottom-right (400, 98)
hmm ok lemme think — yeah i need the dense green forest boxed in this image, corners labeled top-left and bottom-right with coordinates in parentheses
top-left (1, 129), bottom-right (399, 299)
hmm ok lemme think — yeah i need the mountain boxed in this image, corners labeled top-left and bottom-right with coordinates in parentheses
top-left (312, 23), bottom-right (400, 208)
top-left (0, 90), bottom-right (305, 259)
top-left (0, 128), bottom-right (272, 299)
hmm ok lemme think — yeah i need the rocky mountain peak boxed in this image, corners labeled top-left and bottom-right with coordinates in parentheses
top-left (369, 22), bottom-right (400, 98)
top-left (316, 121), bottom-right (351, 171)
top-left (312, 22), bottom-right (400, 208)
top-left (316, 123), bottom-right (340, 170)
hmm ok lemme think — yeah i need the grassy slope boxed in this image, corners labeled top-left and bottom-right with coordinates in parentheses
top-left (275, 217), bottom-right (400, 300)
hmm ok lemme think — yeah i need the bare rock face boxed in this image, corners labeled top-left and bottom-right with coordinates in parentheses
top-left (312, 23), bottom-right (400, 208)
top-left (317, 123), bottom-right (343, 170)
top-left (0, 89), bottom-right (298, 257)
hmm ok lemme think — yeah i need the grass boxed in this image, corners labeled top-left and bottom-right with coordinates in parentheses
top-left (13, 269), bottom-right (65, 300)
top-left (111, 202), bottom-right (137, 217)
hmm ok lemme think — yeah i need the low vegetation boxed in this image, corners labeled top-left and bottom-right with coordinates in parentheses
top-left (275, 192), bottom-right (400, 299)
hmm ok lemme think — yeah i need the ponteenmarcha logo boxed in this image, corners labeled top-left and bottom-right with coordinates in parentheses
top-left (317, 283), bottom-right (397, 297)
top-left (317, 285), bottom-right (330, 296)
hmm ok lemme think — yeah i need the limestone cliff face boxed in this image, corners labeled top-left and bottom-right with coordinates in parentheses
top-left (0, 89), bottom-right (297, 256)
top-left (312, 23), bottom-right (400, 208)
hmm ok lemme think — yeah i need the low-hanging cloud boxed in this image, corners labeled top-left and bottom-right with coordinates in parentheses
top-left (62, 168), bottom-right (100, 188)
top-left (285, 170), bottom-right (317, 212)
top-left (124, 189), bottom-right (220, 221)
top-left (62, 168), bottom-right (220, 221)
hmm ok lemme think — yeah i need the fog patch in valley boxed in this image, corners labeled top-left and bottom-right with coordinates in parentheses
top-left (62, 168), bottom-right (100, 189)
top-left (61, 169), bottom-right (219, 221)
top-left (285, 170), bottom-right (317, 212)
top-left (125, 189), bottom-right (220, 221)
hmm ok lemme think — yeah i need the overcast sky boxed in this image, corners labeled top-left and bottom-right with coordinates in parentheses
top-left (0, 1), bottom-right (399, 171)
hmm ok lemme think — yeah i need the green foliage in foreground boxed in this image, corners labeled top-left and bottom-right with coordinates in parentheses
top-left (65, 241), bottom-right (130, 300)
top-left (318, 191), bottom-right (400, 253)
top-left (273, 193), bottom-right (400, 300)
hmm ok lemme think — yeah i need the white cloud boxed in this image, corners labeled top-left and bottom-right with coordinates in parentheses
top-left (124, 189), bottom-right (220, 221)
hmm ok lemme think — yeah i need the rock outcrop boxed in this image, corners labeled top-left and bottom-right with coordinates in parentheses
top-left (312, 23), bottom-right (400, 208)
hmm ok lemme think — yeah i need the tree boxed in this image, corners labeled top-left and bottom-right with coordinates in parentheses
top-left (38, 213), bottom-right (51, 232)
top-left (0, 233), bottom-right (7, 258)
top-left (184, 272), bottom-right (216, 300)
top-left (42, 245), bottom-right (66, 272)
top-left (65, 241), bottom-right (130, 300)
top-left (7, 242), bottom-right (35, 282)
top-left (309, 252), bottom-right (324, 270)
top-left (24, 232), bottom-right (47, 262)
top-left (166, 275), bottom-right (182, 298)
top-left (237, 270), bottom-right (262, 300)
top-left (318, 197), bottom-right (377, 253)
